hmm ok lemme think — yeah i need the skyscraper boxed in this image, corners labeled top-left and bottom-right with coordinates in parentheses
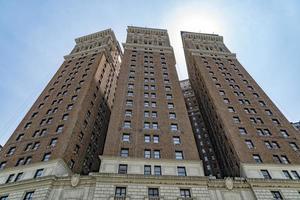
top-left (180, 79), bottom-right (222, 178)
top-left (0, 29), bottom-right (122, 182)
top-left (100, 26), bottom-right (204, 177)
top-left (182, 31), bottom-right (300, 178)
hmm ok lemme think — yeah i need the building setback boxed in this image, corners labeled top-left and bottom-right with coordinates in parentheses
top-left (100, 26), bottom-right (203, 177)
top-left (182, 31), bottom-right (300, 178)
top-left (0, 29), bottom-right (122, 181)
top-left (180, 79), bottom-right (222, 178)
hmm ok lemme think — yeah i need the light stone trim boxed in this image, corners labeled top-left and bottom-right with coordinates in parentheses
top-left (99, 156), bottom-right (204, 177)
top-left (0, 159), bottom-right (71, 185)
top-left (240, 163), bottom-right (300, 179)
top-left (1, 172), bottom-right (300, 199)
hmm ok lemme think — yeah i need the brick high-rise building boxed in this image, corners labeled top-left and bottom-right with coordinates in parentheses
top-left (180, 79), bottom-right (222, 178)
top-left (182, 31), bottom-right (300, 178)
top-left (100, 26), bottom-right (204, 177)
top-left (0, 29), bottom-right (122, 183)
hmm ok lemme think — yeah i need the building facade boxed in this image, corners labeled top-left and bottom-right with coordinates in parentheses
top-left (0, 29), bottom-right (122, 183)
top-left (100, 26), bottom-right (203, 177)
top-left (180, 79), bottom-right (222, 178)
top-left (182, 31), bottom-right (300, 179)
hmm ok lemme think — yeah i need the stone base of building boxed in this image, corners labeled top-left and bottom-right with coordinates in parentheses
top-left (1, 172), bottom-right (300, 199)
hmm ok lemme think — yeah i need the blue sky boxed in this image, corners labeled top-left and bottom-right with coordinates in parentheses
top-left (0, 0), bottom-right (299, 145)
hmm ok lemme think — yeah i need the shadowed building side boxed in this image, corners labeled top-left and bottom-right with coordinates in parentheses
top-left (0, 29), bottom-right (122, 184)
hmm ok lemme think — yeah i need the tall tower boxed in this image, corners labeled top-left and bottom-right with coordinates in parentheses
top-left (100, 26), bottom-right (204, 177)
top-left (180, 79), bottom-right (222, 178)
top-left (0, 29), bottom-right (122, 183)
top-left (182, 31), bottom-right (300, 178)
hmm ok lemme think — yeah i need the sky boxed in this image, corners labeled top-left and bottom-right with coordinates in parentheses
top-left (0, 0), bottom-right (299, 145)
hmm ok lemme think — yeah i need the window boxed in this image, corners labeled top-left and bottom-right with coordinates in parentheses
top-left (148, 188), bottom-right (159, 198)
top-left (177, 167), bottom-right (187, 176)
top-left (232, 116), bottom-right (241, 123)
top-left (151, 102), bottom-right (156, 108)
top-left (67, 104), bottom-right (73, 110)
top-left (261, 170), bottom-right (272, 179)
top-left (283, 170), bottom-right (292, 179)
top-left (120, 148), bottom-right (129, 157)
top-left (228, 107), bottom-right (235, 112)
top-left (144, 165), bottom-right (151, 175)
top-left (7, 147), bottom-right (16, 156)
top-left (265, 109), bottom-right (273, 116)
top-left (144, 135), bottom-right (151, 143)
top-left (144, 111), bottom-right (150, 117)
top-left (239, 127), bottom-right (247, 135)
top-left (144, 149), bottom-right (151, 158)
top-left (245, 140), bottom-right (254, 149)
top-left (173, 136), bottom-right (181, 144)
top-left (144, 122), bottom-right (150, 129)
top-left (273, 155), bottom-right (281, 164)
top-left (171, 124), bottom-right (178, 131)
top-left (124, 121), bottom-right (131, 128)
top-left (289, 142), bottom-right (299, 151)
top-left (223, 98), bottom-right (230, 104)
top-left (272, 119), bottom-right (280, 125)
top-left (42, 153), bottom-right (51, 161)
top-left (259, 101), bottom-right (266, 107)
top-left (56, 125), bottom-right (64, 133)
top-left (49, 138), bottom-right (58, 147)
top-left (281, 155), bottom-right (290, 164)
top-left (16, 158), bottom-right (24, 166)
top-left (265, 141), bottom-right (272, 149)
top-left (271, 191), bottom-right (283, 200)
top-left (0, 195), bottom-right (8, 200)
top-left (180, 189), bottom-right (191, 198)
top-left (6, 174), bottom-right (14, 183)
top-left (253, 154), bottom-right (262, 163)
top-left (24, 122), bottom-right (32, 129)
top-left (23, 191), bottom-right (35, 200)
top-left (16, 134), bottom-right (24, 141)
top-left (168, 103), bottom-right (174, 109)
top-left (122, 134), bottom-right (130, 142)
top-left (34, 169), bottom-right (44, 178)
top-left (24, 156), bottom-right (32, 165)
top-left (291, 171), bottom-right (300, 180)
top-left (0, 162), bottom-right (7, 170)
top-left (115, 187), bottom-right (126, 197)
top-left (271, 141), bottom-right (280, 149)
top-left (126, 99), bottom-right (134, 107)
top-left (118, 164), bottom-right (127, 174)
top-left (169, 112), bottom-right (176, 119)
top-left (152, 122), bottom-right (158, 129)
top-left (151, 111), bottom-right (157, 118)
top-left (280, 130), bottom-right (289, 138)
top-left (175, 151), bottom-right (184, 160)
top-left (153, 150), bottom-right (160, 159)
top-left (62, 114), bottom-right (69, 121)
top-left (14, 172), bottom-right (23, 182)
top-left (154, 166), bottom-right (161, 176)
top-left (127, 91), bottom-right (134, 96)
top-left (33, 142), bottom-right (40, 150)
top-left (153, 135), bottom-right (159, 143)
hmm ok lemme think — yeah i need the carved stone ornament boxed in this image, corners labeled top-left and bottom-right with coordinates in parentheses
top-left (71, 174), bottom-right (80, 187)
top-left (225, 177), bottom-right (234, 190)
